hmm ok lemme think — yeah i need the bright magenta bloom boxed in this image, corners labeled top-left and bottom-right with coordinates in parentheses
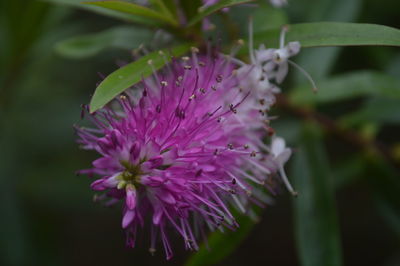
top-left (76, 51), bottom-right (286, 259)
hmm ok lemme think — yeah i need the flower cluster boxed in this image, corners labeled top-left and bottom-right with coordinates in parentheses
top-left (76, 44), bottom-right (295, 258)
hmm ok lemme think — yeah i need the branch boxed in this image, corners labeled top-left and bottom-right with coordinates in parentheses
top-left (276, 95), bottom-right (400, 170)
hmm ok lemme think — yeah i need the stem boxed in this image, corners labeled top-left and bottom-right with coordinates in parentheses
top-left (276, 95), bottom-right (400, 170)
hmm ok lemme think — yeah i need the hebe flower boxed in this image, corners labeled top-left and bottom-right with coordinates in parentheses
top-left (76, 48), bottom-right (293, 259)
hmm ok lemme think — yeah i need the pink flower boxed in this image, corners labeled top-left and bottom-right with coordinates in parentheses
top-left (76, 49), bottom-right (288, 259)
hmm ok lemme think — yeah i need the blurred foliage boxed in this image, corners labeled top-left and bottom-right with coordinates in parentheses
top-left (1, 0), bottom-right (400, 266)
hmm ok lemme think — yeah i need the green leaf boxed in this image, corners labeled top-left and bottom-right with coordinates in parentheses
top-left (367, 159), bottom-right (400, 238)
top-left (187, 0), bottom-right (254, 27)
top-left (84, 0), bottom-right (178, 26)
top-left (179, 0), bottom-right (202, 23)
top-left (44, 0), bottom-right (161, 25)
top-left (185, 215), bottom-right (256, 266)
top-left (55, 26), bottom-right (153, 59)
top-left (293, 0), bottom-right (362, 83)
top-left (89, 43), bottom-right (191, 113)
top-left (340, 97), bottom-right (400, 127)
top-left (289, 71), bottom-right (400, 105)
top-left (254, 22), bottom-right (400, 48)
top-left (148, 0), bottom-right (174, 18)
top-left (291, 124), bottom-right (343, 266)
top-left (332, 155), bottom-right (366, 188)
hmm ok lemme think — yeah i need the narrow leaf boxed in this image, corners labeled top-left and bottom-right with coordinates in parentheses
top-left (89, 43), bottom-right (191, 113)
top-left (254, 22), bottom-right (400, 48)
top-left (291, 124), bottom-right (343, 266)
top-left (45, 0), bottom-right (161, 26)
top-left (55, 26), bottom-right (153, 59)
top-left (289, 71), bottom-right (400, 105)
top-left (367, 159), bottom-right (400, 238)
top-left (148, 0), bottom-right (174, 18)
top-left (187, 0), bottom-right (254, 27)
top-left (84, 0), bottom-right (177, 26)
top-left (340, 97), bottom-right (400, 127)
top-left (293, 0), bottom-right (362, 83)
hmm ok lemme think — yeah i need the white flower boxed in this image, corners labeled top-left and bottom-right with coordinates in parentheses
top-left (271, 136), bottom-right (298, 196)
top-left (253, 26), bottom-right (301, 84)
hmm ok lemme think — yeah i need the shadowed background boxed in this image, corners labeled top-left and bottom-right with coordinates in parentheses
top-left (1, 0), bottom-right (400, 265)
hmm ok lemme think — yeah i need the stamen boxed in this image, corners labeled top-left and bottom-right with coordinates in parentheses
top-left (148, 59), bottom-right (162, 86)
top-left (232, 194), bottom-right (246, 213)
top-left (279, 166), bottom-right (298, 197)
top-left (288, 60), bottom-right (318, 92)
top-left (280, 25), bottom-right (289, 49)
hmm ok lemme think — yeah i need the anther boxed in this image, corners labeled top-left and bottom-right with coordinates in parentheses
top-left (229, 104), bottom-right (237, 114)
top-left (214, 149), bottom-right (219, 155)
top-left (182, 56), bottom-right (190, 61)
top-left (216, 75), bottom-right (223, 83)
top-left (189, 94), bottom-right (196, 101)
top-left (199, 88), bottom-right (206, 94)
top-left (250, 151), bottom-right (257, 157)
top-left (149, 248), bottom-right (156, 255)
top-left (177, 76), bottom-right (183, 81)
top-left (120, 95), bottom-right (127, 100)
top-left (117, 180), bottom-right (126, 189)
top-left (211, 85), bottom-right (217, 91)
top-left (244, 144), bottom-right (249, 149)
top-left (147, 59), bottom-right (153, 65)
top-left (267, 127), bottom-right (275, 136)
top-left (191, 47), bottom-right (199, 53)
top-left (227, 143), bottom-right (234, 150)
top-left (184, 65), bottom-right (192, 70)
top-left (198, 61), bottom-right (205, 67)
top-left (217, 117), bottom-right (222, 123)
top-left (259, 99), bottom-right (265, 105)
top-left (160, 81), bottom-right (168, 86)
top-left (175, 108), bottom-right (185, 119)
top-left (232, 178), bottom-right (237, 185)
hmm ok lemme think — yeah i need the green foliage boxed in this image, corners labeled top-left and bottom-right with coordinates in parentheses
top-left (254, 22), bottom-right (400, 48)
top-left (341, 97), bottom-right (400, 127)
top-left (84, 0), bottom-right (179, 26)
top-left (44, 0), bottom-right (160, 25)
top-left (253, 3), bottom-right (288, 32)
top-left (290, 71), bottom-right (400, 105)
top-left (55, 26), bottom-right (153, 59)
top-left (293, 0), bottom-right (362, 83)
top-left (187, 0), bottom-right (255, 27)
top-left (185, 214), bottom-right (256, 266)
top-left (292, 124), bottom-right (343, 266)
top-left (89, 43), bottom-right (192, 112)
